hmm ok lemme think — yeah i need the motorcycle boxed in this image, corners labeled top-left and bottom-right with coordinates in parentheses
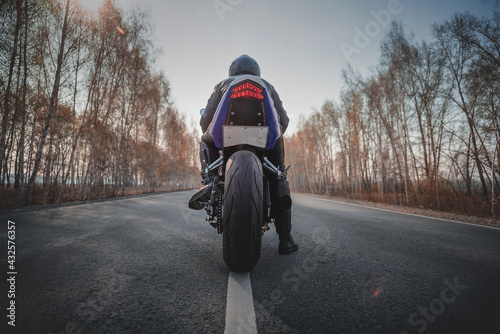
top-left (198, 75), bottom-right (289, 272)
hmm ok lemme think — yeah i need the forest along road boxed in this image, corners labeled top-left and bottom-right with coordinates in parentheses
top-left (0, 191), bottom-right (499, 334)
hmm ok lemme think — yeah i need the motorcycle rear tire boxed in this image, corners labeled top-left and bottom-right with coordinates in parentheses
top-left (223, 150), bottom-right (263, 272)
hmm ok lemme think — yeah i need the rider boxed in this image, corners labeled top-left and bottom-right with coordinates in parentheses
top-left (188, 54), bottom-right (298, 255)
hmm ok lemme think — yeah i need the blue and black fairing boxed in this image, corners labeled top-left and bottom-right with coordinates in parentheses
top-left (207, 75), bottom-right (281, 150)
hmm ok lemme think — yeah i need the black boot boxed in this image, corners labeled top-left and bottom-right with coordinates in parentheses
top-left (188, 141), bottom-right (217, 210)
top-left (275, 210), bottom-right (298, 255)
top-left (188, 178), bottom-right (213, 210)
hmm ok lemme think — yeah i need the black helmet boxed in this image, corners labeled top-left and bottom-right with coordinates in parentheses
top-left (229, 54), bottom-right (261, 77)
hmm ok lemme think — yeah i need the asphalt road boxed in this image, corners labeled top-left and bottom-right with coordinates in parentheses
top-left (1, 191), bottom-right (499, 333)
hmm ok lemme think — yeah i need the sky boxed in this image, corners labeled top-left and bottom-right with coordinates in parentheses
top-left (81, 0), bottom-right (498, 134)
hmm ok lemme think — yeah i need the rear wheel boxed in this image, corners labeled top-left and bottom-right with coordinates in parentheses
top-left (223, 150), bottom-right (263, 272)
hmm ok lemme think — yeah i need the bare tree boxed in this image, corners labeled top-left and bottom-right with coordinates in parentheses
top-left (25, 0), bottom-right (87, 205)
top-left (0, 0), bottom-right (22, 188)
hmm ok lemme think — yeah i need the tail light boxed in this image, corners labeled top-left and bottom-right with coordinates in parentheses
top-left (230, 82), bottom-right (264, 100)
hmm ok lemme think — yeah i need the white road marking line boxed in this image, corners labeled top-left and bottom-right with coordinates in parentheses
top-left (294, 194), bottom-right (500, 231)
top-left (224, 271), bottom-right (258, 334)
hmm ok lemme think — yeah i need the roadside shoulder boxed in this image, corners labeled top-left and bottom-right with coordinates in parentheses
top-left (0, 189), bottom-right (196, 215)
top-left (293, 192), bottom-right (500, 229)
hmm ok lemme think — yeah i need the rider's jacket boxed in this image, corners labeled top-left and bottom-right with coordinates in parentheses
top-left (200, 75), bottom-right (289, 135)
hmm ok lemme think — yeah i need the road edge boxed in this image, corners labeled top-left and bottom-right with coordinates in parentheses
top-left (294, 193), bottom-right (500, 231)
top-left (0, 189), bottom-right (196, 215)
